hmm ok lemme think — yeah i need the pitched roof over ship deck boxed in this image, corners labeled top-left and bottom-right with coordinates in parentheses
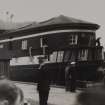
top-left (1, 15), bottom-right (100, 37)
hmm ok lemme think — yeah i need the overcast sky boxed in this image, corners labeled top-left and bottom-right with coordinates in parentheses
top-left (0, 0), bottom-right (105, 47)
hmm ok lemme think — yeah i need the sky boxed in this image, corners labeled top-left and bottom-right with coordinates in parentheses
top-left (0, 0), bottom-right (105, 47)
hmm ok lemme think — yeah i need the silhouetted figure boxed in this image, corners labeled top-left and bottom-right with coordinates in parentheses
top-left (65, 62), bottom-right (71, 91)
top-left (96, 37), bottom-right (101, 46)
top-left (69, 62), bottom-right (77, 92)
top-left (93, 67), bottom-right (105, 86)
top-left (76, 85), bottom-right (105, 105)
top-left (65, 62), bottom-right (77, 92)
top-left (37, 56), bottom-right (51, 105)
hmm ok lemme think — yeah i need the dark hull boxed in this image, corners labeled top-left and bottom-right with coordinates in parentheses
top-left (10, 61), bottom-right (103, 87)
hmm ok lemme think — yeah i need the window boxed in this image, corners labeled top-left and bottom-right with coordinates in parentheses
top-left (68, 34), bottom-right (78, 45)
top-left (78, 49), bottom-right (88, 61)
top-left (63, 51), bottom-right (71, 62)
top-left (21, 40), bottom-right (27, 50)
top-left (40, 37), bottom-right (48, 55)
top-left (57, 51), bottom-right (64, 62)
top-left (40, 37), bottom-right (48, 48)
top-left (50, 51), bottom-right (58, 62)
top-left (63, 50), bottom-right (75, 62)
top-left (102, 48), bottom-right (104, 60)
top-left (49, 51), bottom-right (64, 63)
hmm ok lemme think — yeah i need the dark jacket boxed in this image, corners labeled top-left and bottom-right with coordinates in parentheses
top-left (37, 63), bottom-right (50, 92)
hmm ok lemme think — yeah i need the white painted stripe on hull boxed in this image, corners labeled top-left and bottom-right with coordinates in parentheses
top-left (0, 29), bottom-right (95, 43)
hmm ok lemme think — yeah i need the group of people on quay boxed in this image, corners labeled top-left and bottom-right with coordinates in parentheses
top-left (0, 55), bottom-right (105, 105)
top-left (0, 55), bottom-right (51, 105)
top-left (36, 55), bottom-right (105, 105)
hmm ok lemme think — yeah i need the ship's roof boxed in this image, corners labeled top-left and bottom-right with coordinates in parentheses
top-left (1, 15), bottom-right (100, 36)
top-left (39, 15), bottom-right (93, 25)
top-left (13, 15), bottom-right (99, 30)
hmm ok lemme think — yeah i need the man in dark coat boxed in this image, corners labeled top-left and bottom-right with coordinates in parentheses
top-left (65, 62), bottom-right (71, 91)
top-left (65, 61), bottom-right (77, 92)
top-left (37, 56), bottom-right (51, 105)
top-left (69, 62), bottom-right (77, 92)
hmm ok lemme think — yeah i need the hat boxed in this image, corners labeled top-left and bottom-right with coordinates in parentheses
top-left (37, 55), bottom-right (47, 60)
top-left (70, 62), bottom-right (76, 65)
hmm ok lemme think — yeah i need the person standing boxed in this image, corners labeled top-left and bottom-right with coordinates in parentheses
top-left (93, 66), bottom-right (105, 86)
top-left (65, 61), bottom-right (77, 92)
top-left (69, 62), bottom-right (77, 92)
top-left (37, 56), bottom-right (51, 105)
top-left (65, 62), bottom-right (71, 91)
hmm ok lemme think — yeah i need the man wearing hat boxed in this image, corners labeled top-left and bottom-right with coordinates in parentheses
top-left (65, 61), bottom-right (77, 92)
top-left (37, 56), bottom-right (51, 105)
top-left (70, 62), bottom-right (77, 92)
